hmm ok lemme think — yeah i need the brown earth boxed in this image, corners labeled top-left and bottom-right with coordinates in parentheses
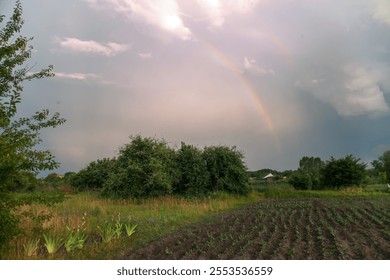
top-left (121, 197), bottom-right (390, 260)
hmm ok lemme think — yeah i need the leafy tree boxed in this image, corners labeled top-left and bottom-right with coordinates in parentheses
top-left (71, 158), bottom-right (116, 191)
top-left (102, 135), bottom-right (177, 198)
top-left (321, 155), bottom-right (366, 189)
top-left (173, 142), bottom-right (209, 196)
top-left (0, 2), bottom-right (65, 249)
top-left (289, 156), bottom-right (324, 190)
top-left (202, 145), bottom-right (249, 194)
top-left (371, 150), bottom-right (390, 183)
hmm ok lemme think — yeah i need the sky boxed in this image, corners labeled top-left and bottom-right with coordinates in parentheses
top-left (2, 0), bottom-right (390, 173)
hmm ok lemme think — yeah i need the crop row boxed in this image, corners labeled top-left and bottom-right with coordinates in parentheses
top-left (124, 197), bottom-right (390, 260)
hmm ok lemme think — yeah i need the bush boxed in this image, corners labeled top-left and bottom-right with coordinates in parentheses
top-left (202, 146), bottom-right (249, 194)
top-left (71, 158), bottom-right (116, 191)
top-left (173, 143), bottom-right (209, 196)
top-left (102, 135), bottom-right (177, 198)
top-left (321, 155), bottom-right (366, 189)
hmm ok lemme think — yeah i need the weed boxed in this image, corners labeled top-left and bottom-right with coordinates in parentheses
top-left (97, 224), bottom-right (116, 243)
top-left (23, 238), bottom-right (40, 257)
top-left (43, 233), bottom-right (64, 255)
top-left (124, 224), bottom-right (138, 237)
top-left (64, 226), bottom-right (88, 252)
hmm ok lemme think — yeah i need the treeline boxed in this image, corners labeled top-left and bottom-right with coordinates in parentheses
top-left (68, 135), bottom-right (250, 198)
top-left (284, 152), bottom-right (390, 190)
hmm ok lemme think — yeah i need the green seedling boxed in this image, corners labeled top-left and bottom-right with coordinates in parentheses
top-left (43, 233), bottom-right (64, 255)
top-left (124, 224), bottom-right (138, 237)
top-left (65, 226), bottom-right (88, 252)
top-left (23, 238), bottom-right (40, 257)
top-left (97, 224), bottom-right (116, 243)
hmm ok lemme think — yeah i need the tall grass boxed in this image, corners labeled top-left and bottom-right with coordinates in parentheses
top-left (2, 191), bottom-right (262, 259)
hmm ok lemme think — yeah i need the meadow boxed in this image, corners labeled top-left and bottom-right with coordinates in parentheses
top-left (2, 191), bottom-right (262, 259)
top-left (2, 183), bottom-right (389, 260)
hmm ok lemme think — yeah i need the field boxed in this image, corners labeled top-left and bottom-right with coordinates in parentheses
top-left (3, 186), bottom-right (390, 260)
top-left (124, 196), bottom-right (390, 260)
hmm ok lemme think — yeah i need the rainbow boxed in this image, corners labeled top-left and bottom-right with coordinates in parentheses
top-left (197, 35), bottom-right (283, 151)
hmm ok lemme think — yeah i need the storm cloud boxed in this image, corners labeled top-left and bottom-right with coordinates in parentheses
top-left (6, 0), bottom-right (390, 173)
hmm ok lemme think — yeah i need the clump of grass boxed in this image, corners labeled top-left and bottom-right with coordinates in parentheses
top-left (23, 238), bottom-right (40, 257)
top-left (124, 224), bottom-right (137, 237)
top-left (43, 233), bottom-right (64, 255)
top-left (97, 224), bottom-right (116, 243)
top-left (64, 212), bottom-right (88, 252)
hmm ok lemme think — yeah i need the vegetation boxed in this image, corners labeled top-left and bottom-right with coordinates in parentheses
top-left (321, 155), bottom-right (366, 189)
top-left (71, 135), bottom-right (250, 199)
top-left (0, 1), bottom-right (65, 251)
top-left (372, 150), bottom-right (390, 183)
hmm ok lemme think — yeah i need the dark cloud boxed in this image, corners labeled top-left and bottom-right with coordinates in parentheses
top-left (14, 0), bottom-right (390, 173)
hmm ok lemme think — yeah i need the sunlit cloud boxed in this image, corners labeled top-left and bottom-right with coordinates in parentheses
top-left (54, 72), bottom-right (101, 80)
top-left (372, 0), bottom-right (390, 25)
top-left (84, 0), bottom-right (192, 40)
top-left (243, 56), bottom-right (275, 76)
top-left (57, 37), bottom-right (130, 56)
top-left (196, 0), bottom-right (261, 27)
top-left (138, 52), bottom-right (153, 59)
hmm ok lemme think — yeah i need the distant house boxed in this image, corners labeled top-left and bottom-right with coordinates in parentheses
top-left (263, 173), bottom-right (275, 182)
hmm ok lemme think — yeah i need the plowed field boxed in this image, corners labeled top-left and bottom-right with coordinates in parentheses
top-left (123, 197), bottom-right (390, 259)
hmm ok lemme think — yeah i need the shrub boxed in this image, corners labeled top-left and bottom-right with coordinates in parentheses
top-left (202, 146), bottom-right (249, 194)
top-left (321, 155), bottom-right (366, 189)
top-left (102, 135), bottom-right (177, 198)
top-left (173, 143), bottom-right (209, 196)
top-left (71, 158), bottom-right (116, 191)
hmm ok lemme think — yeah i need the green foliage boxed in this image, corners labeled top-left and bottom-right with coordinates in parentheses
top-left (202, 145), bottom-right (249, 194)
top-left (173, 142), bottom-right (209, 196)
top-left (0, 1), bottom-right (65, 249)
top-left (289, 156), bottom-right (324, 190)
top-left (64, 227), bottom-right (87, 252)
top-left (372, 150), bottom-right (390, 183)
top-left (102, 135), bottom-right (177, 198)
top-left (71, 158), bottom-right (116, 191)
top-left (43, 233), bottom-right (64, 255)
top-left (23, 237), bottom-right (39, 257)
top-left (322, 155), bottom-right (367, 189)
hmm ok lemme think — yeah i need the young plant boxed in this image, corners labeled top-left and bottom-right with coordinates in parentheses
top-left (43, 233), bottom-right (64, 255)
top-left (114, 220), bottom-right (123, 238)
top-left (23, 238), bottom-right (40, 257)
top-left (97, 224), bottom-right (116, 243)
top-left (64, 226), bottom-right (88, 252)
top-left (124, 224), bottom-right (138, 237)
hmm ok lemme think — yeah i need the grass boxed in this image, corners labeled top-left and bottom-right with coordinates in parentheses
top-left (4, 184), bottom-right (388, 259)
top-left (2, 191), bottom-right (262, 259)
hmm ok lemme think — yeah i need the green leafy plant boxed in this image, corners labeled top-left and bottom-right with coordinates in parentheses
top-left (43, 233), bottom-right (64, 255)
top-left (0, 1), bottom-right (65, 249)
top-left (23, 238), bottom-right (40, 257)
top-left (124, 224), bottom-right (138, 237)
top-left (64, 227), bottom-right (87, 252)
top-left (97, 224), bottom-right (116, 243)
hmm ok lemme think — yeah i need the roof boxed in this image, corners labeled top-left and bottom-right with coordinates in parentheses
top-left (263, 173), bottom-right (274, 179)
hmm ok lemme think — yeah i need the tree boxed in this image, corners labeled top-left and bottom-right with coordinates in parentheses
top-left (371, 150), bottom-right (390, 183)
top-left (173, 142), bottom-right (209, 196)
top-left (289, 156), bottom-right (324, 190)
top-left (202, 145), bottom-right (249, 194)
top-left (321, 155), bottom-right (366, 189)
top-left (0, 1), bottom-right (65, 249)
top-left (102, 135), bottom-right (177, 198)
top-left (71, 158), bottom-right (116, 191)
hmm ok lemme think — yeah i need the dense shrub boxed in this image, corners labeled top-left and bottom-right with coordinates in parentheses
top-left (289, 157), bottom-right (324, 190)
top-left (322, 155), bottom-right (366, 189)
top-left (173, 143), bottom-right (209, 196)
top-left (202, 146), bottom-right (249, 195)
top-left (102, 135), bottom-right (177, 198)
top-left (71, 158), bottom-right (116, 191)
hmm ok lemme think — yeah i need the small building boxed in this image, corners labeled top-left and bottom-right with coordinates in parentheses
top-left (263, 173), bottom-right (275, 182)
